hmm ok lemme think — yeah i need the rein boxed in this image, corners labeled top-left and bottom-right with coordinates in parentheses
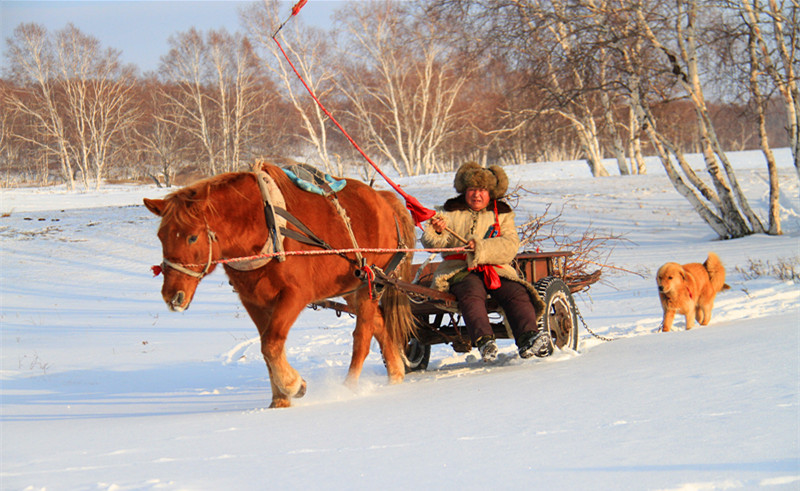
top-left (152, 245), bottom-right (471, 277)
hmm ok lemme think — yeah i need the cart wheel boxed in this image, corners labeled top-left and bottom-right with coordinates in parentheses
top-left (535, 276), bottom-right (579, 351)
top-left (404, 338), bottom-right (431, 372)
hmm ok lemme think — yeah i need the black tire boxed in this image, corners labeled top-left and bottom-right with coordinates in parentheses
top-left (535, 276), bottom-right (579, 351)
top-left (404, 338), bottom-right (431, 372)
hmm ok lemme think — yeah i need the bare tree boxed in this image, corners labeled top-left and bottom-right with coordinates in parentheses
top-left (244, 1), bottom-right (345, 174)
top-left (132, 79), bottom-right (191, 187)
top-left (730, 0), bottom-right (794, 235)
top-left (334, 0), bottom-right (475, 176)
top-left (158, 28), bottom-right (220, 175)
top-left (207, 30), bottom-right (270, 173)
top-left (4, 23), bottom-right (76, 188)
top-left (525, 0), bottom-right (612, 177)
top-left (54, 25), bottom-right (139, 188)
top-left (3, 23), bottom-right (139, 189)
top-left (427, 0), bottom-right (615, 176)
top-left (630, 0), bottom-right (770, 238)
top-left (0, 86), bottom-right (24, 185)
top-left (740, 0), bottom-right (799, 182)
top-left (158, 27), bottom-right (272, 177)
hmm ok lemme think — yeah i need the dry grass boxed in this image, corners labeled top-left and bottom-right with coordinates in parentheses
top-left (736, 256), bottom-right (799, 282)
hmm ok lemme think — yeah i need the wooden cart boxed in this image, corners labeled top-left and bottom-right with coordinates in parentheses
top-left (312, 250), bottom-right (600, 371)
top-left (401, 251), bottom-right (599, 370)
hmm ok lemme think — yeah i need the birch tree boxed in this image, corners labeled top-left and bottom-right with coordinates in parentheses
top-left (429, 0), bottom-right (617, 176)
top-left (158, 29), bottom-right (220, 175)
top-left (739, 0), bottom-right (799, 180)
top-left (516, 0), bottom-right (611, 176)
top-left (206, 30), bottom-right (269, 173)
top-left (243, 2), bottom-right (344, 174)
top-left (631, 0), bottom-right (768, 238)
top-left (4, 23), bottom-right (138, 189)
top-left (159, 28), bottom-right (268, 175)
top-left (133, 79), bottom-right (191, 187)
top-left (4, 23), bottom-right (76, 188)
top-left (53, 25), bottom-right (139, 188)
top-left (335, 0), bottom-right (474, 176)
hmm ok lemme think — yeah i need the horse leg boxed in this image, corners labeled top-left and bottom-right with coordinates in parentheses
top-left (343, 291), bottom-right (378, 389)
top-left (343, 291), bottom-right (405, 388)
top-left (241, 298), bottom-right (307, 408)
top-left (371, 312), bottom-right (405, 385)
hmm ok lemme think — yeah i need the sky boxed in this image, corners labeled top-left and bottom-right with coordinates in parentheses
top-left (1, 0), bottom-right (344, 73)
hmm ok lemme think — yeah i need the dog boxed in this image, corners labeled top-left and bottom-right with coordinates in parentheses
top-left (656, 252), bottom-right (730, 332)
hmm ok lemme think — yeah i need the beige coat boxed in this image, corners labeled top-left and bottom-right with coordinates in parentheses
top-left (420, 198), bottom-right (545, 317)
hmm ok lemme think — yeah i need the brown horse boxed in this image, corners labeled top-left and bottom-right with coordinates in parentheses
top-left (143, 161), bottom-right (416, 408)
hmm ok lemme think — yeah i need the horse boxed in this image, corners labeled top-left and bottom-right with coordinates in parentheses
top-left (143, 160), bottom-right (416, 408)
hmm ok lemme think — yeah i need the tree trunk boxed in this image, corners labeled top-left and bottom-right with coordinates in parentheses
top-left (747, 20), bottom-right (782, 235)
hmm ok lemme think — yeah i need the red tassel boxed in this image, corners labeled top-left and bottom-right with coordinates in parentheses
top-left (151, 264), bottom-right (163, 277)
top-left (291, 0), bottom-right (308, 16)
top-left (361, 266), bottom-right (375, 299)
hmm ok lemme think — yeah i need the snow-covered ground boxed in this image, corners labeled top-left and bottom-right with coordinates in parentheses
top-left (2, 149), bottom-right (798, 490)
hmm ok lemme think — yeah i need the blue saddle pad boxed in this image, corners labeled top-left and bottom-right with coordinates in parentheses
top-left (282, 163), bottom-right (346, 196)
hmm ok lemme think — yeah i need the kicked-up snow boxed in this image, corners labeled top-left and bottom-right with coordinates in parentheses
top-left (1, 149), bottom-right (798, 490)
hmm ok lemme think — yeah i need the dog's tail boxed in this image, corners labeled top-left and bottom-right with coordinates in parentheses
top-left (704, 252), bottom-right (730, 292)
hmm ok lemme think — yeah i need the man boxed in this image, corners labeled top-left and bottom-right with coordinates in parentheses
top-left (420, 162), bottom-right (552, 362)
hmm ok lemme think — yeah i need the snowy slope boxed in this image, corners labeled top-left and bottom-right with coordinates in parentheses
top-left (1, 150), bottom-right (798, 490)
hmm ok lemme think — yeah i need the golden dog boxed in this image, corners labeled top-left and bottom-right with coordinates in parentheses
top-left (656, 252), bottom-right (730, 332)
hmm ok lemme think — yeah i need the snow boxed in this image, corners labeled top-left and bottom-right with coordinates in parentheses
top-left (1, 150), bottom-right (799, 490)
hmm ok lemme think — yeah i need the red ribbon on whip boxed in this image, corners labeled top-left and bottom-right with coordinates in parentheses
top-left (272, 0), bottom-right (309, 37)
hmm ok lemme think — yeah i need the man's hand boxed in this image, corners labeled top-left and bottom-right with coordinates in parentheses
top-left (430, 216), bottom-right (447, 234)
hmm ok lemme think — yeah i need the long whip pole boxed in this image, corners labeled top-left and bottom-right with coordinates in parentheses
top-left (270, 1), bottom-right (473, 244)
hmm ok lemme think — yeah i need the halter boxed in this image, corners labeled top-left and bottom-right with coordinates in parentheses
top-left (154, 227), bottom-right (217, 279)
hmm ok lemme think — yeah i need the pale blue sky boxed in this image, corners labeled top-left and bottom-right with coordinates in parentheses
top-left (2, 0), bottom-right (342, 73)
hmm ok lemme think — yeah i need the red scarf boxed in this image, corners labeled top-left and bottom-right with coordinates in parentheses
top-left (443, 254), bottom-right (502, 289)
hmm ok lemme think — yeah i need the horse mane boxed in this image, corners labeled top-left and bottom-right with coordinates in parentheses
top-left (161, 173), bottom-right (244, 229)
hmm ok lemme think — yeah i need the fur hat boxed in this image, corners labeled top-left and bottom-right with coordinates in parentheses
top-left (454, 162), bottom-right (509, 199)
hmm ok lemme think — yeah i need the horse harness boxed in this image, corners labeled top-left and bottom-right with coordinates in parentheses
top-left (159, 164), bottom-right (407, 299)
top-left (249, 164), bottom-right (408, 297)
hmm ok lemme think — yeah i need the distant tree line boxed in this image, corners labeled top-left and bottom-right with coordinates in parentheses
top-left (1, 0), bottom-right (796, 238)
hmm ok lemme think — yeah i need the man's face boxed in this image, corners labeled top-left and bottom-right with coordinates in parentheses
top-left (465, 187), bottom-right (490, 211)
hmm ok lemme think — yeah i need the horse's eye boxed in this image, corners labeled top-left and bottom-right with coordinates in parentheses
top-left (188, 235), bottom-right (198, 244)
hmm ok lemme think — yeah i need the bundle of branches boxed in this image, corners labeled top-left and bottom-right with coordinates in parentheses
top-left (508, 186), bottom-right (635, 289)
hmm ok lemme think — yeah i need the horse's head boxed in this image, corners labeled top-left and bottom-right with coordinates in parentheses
top-left (144, 186), bottom-right (218, 312)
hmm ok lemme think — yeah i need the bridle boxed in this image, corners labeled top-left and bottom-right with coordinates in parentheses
top-left (156, 227), bottom-right (218, 280)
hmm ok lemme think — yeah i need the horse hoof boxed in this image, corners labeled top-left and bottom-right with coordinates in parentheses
top-left (269, 398), bottom-right (291, 409)
top-left (343, 375), bottom-right (359, 392)
top-left (294, 379), bottom-right (307, 398)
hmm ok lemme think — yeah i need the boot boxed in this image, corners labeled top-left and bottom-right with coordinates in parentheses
top-left (518, 330), bottom-right (553, 359)
top-left (477, 335), bottom-right (498, 362)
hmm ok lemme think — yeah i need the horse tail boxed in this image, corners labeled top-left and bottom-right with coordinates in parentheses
top-left (381, 280), bottom-right (416, 346)
top-left (378, 191), bottom-right (417, 347)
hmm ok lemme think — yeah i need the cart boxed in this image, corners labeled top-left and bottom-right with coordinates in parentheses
top-left (312, 251), bottom-right (600, 371)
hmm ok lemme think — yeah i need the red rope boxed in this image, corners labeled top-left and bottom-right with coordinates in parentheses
top-left (152, 245), bottom-right (471, 273)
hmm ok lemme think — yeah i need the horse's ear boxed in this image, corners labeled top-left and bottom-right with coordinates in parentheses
top-left (143, 198), bottom-right (165, 216)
